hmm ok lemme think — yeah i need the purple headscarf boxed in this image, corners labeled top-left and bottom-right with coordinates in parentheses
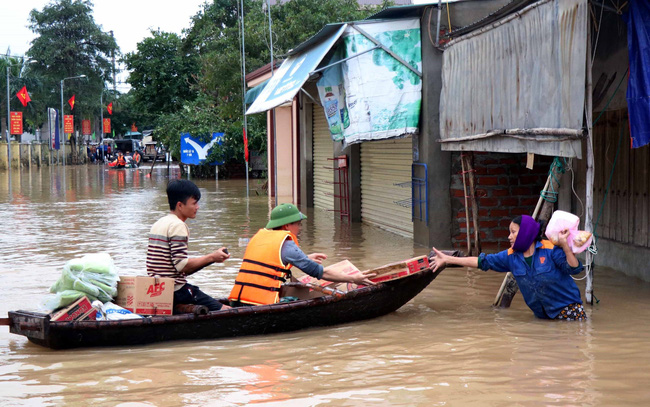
top-left (513, 215), bottom-right (540, 252)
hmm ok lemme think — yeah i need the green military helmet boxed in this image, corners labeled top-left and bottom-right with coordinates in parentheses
top-left (265, 203), bottom-right (307, 229)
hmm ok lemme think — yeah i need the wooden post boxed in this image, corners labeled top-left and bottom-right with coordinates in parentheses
top-left (463, 152), bottom-right (481, 254)
top-left (585, 23), bottom-right (595, 305)
top-left (460, 154), bottom-right (472, 255)
top-left (149, 151), bottom-right (157, 177)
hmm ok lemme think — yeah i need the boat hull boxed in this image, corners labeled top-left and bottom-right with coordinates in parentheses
top-left (9, 269), bottom-right (439, 349)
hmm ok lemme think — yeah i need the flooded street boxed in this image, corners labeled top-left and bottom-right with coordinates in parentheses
top-left (1, 165), bottom-right (650, 406)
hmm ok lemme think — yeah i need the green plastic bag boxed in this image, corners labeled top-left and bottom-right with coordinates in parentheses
top-left (44, 253), bottom-right (120, 312)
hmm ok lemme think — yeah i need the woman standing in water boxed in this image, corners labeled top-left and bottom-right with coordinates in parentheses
top-left (431, 215), bottom-right (586, 320)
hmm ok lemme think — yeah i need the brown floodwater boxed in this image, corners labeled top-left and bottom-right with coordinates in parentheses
top-left (1, 165), bottom-right (649, 406)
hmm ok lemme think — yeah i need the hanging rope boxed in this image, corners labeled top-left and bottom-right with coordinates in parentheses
top-left (540, 157), bottom-right (567, 203)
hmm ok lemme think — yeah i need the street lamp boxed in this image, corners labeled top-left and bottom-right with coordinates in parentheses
top-left (60, 74), bottom-right (86, 166)
top-left (4, 58), bottom-right (36, 169)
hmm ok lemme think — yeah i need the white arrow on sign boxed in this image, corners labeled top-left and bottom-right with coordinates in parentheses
top-left (184, 137), bottom-right (219, 160)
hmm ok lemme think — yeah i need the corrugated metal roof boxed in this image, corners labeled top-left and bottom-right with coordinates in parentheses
top-left (439, 0), bottom-right (588, 158)
top-left (287, 23), bottom-right (346, 56)
top-left (444, 0), bottom-right (536, 39)
top-left (287, 2), bottom-right (456, 56)
top-left (365, 3), bottom-right (436, 20)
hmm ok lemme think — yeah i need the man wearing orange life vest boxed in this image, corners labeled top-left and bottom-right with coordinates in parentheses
top-left (228, 203), bottom-right (376, 306)
top-left (132, 150), bottom-right (142, 167)
top-left (110, 151), bottom-right (127, 168)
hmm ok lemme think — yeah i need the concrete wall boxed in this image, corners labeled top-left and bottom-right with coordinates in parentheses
top-left (414, 6), bottom-right (452, 248)
top-left (0, 142), bottom-right (85, 170)
top-left (0, 143), bottom-right (7, 171)
top-left (275, 105), bottom-right (296, 203)
top-left (595, 238), bottom-right (650, 281)
top-left (299, 93), bottom-right (314, 209)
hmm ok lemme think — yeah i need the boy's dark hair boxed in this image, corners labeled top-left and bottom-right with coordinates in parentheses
top-left (167, 179), bottom-right (201, 211)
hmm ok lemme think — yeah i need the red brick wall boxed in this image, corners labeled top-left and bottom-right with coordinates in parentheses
top-left (450, 152), bottom-right (553, 252)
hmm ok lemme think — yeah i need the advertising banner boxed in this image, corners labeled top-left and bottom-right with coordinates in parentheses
top-left (103, 118), bottom-right (111, 134)
top-left (180, 133), bottom-right (224, 165)
top-left (316, 19), bottom-right (422, 144)
top-left (64, 115), bottom-right (74, 133)
top-left (82, 119), bottom-right (91, 135)
top-left (10, 112), bottom-right (23, 135)
top-left (48, 108), bottom-right (60, 150)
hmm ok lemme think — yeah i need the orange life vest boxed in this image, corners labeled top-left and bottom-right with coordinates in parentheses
top-left (117, 156), bottom-right (126, 166)
top-left (228, 228), bottom-right (297, 305)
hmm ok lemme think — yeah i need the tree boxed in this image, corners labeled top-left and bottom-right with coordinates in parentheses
top-left (127, 0), bottom-right (387, 176)
top-left (25, 0), bottom-right (118, 135)
top-left (123, 30), bottom-right (199, 128)
top-left (0, 57), bottom-right (40, 137)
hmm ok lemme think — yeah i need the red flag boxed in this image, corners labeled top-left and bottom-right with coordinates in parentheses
top-left (68, 95), bottom-right (75, 110)
top-left (243, 127), bottom-right (249, 162)
top-left (107, 102), bottom-right (113, 115)
top-left (16, 86), bottom-right (31, 107)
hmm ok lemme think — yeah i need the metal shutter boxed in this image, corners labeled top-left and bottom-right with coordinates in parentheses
top-left (312, 105), bottom-right (334, 211)
top-left (361, 137), bottom-right (413, 237)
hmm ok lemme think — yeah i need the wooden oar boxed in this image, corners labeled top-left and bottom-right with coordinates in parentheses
top-left (282, 282), bottom-right (345, 299)
top-left (0, 317), bottom-right (11, 326)
top-left (148, 151), bottom-right (158, 177)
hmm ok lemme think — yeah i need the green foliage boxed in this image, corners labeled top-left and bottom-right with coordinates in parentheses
top-left (10, 0), bottom-right (392, 174)
top-left (154, 95), bottom-right (267, 166)
top-left (0, 57), bottom-right (44, 133)
top-left (109, 91), bottom-right (141, 135)
top-left (150, 0), bottom-right (385, 177)
top-left (123, 30), bottom-right (199, 128)
top-left (25, 0), bottom-right (119, 131)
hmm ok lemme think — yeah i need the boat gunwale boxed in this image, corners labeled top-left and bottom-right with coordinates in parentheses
top-left (15, 269), bottom-right (435, 331)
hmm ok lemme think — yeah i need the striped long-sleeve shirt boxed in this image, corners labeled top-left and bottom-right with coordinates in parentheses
top-left (146, 214), bottom-right (190, 288)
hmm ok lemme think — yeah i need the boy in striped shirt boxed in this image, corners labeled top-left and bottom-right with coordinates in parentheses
top-left (147, 179), bottom-right (230, 311)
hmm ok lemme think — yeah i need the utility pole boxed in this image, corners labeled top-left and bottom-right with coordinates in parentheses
top-left (240, 0), bottom-right (249, 197)
top-left (267, 0), bottom-right (277, 205)
top-left (110, 31), bottom-right (117, 93)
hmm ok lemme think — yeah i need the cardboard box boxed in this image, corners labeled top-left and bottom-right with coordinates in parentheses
top-left (50, 296), bottom-right (96, 322)
top-left (299, 260), bottom-right (360, 292)
top-left (369, 255), bottom-right (430, 283)
top-left (116, 276), bottom-right (174, 315)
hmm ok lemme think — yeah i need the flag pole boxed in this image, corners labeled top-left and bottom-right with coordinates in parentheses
top-left (239, 0), bottom-right (249, 198)
top-left (267, 0), bottom-right (277, 205)
top-left (100, 90), bottom-right (104, 162)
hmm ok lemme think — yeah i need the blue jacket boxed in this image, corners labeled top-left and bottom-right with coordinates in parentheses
top-left (478, 240), bottom-right (584, 319)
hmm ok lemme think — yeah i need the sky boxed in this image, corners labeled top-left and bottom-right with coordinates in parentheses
top-left (0, 0), bottom-right (208, 91)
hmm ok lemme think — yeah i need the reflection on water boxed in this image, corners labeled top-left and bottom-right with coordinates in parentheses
top-left (1, 165), bottom-right (650, 406)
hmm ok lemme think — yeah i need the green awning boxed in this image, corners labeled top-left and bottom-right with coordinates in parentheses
top-left (245, 79), bottom-right (269, 105)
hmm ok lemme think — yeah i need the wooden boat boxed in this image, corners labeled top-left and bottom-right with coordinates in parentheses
top-left (6, 267), bottom-right (440, 350)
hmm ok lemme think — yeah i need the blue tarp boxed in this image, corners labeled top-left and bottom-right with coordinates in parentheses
top-left (624, 0), bottom-right (650, 148)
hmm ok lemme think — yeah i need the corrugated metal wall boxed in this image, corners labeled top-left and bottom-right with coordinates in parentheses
top-left (361, 137), bottom-right (413, 237)
top-left (312, 105), bottom-right (334, 212)
top-left (439, 0), bottom-right (587, 158)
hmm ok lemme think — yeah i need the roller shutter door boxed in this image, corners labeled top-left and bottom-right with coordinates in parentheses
top-left (361, 137), bottom-right (413, 237)
top-left (312, 105), bottom-right (334, 211)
